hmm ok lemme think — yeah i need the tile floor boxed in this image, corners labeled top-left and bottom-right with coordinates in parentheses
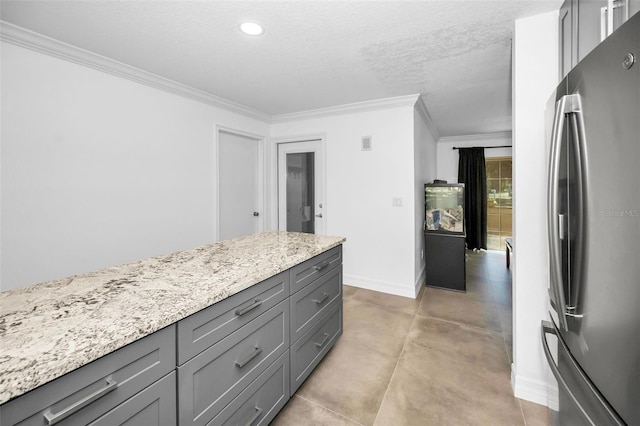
top-left (273, 250), bottom-right (550, 425)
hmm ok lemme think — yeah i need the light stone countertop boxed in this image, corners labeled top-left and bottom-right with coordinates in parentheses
top-left (0, 231), bottom-right (345, 405)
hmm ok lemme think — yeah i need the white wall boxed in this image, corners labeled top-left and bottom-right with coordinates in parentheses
top-left (511, 10), bottom-right (559, 406)
top-left (437, 132), bottom-right (512, 184)
top-left (413, 108), bottom-right (438, 291)
top-left (1, 42), bottom-right (269, 290)
top-left (271, 103), bottom-right (418, 298)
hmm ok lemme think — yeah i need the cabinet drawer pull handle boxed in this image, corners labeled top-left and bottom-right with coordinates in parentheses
top-left (312, 292), bottom-right (330, 305)
top-left (313, 261), bottom-right (330, 271)
top-left (244, 406), bottom-right (263, 426)
top-left (235, 299), bottom-right (262, 316)
top-left (235, 346), bottom-right (263, 368)
top-left (314, 332), bottom-right (331, 348)
top-left (43, 377), bottom-right (118, 425)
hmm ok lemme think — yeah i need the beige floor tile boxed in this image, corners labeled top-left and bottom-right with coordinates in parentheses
top-left (272, 395), bottom-right (362, 426)
top-left (285, 250), bottom-right (526, 425)
top-left (464, 277), bottom-right (495, 302)
top-left (339, 298), bottom-right (416, 358)
top-left (351, 285), bottom-right (424, 315)
top-left (418, 286), bottom-right (502, 333)
top-left (490, 279), bottom-right (512, 310)
top-left (403, 316), bottom-right (511, 377)
top-left (374, 364), bottom-right (524, 426)
top-left (296, 339), bottom-right (399, 425)
top-left (374, 317), bottom-right (522, 426)
top-left (343, 284), bottom-right (359, 300)
top-left (465, 268), bottom-right (487, 282)
top-left (295, 299), bottom-right (415, 425)
top-left (520, 399), bottom-right (551, 426)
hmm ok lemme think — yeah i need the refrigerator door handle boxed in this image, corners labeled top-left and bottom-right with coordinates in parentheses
top-left (541, 320), bottom-right (625, 426)
top-left (548, 94), bottom-right (586, 330)
top-left (548, 95), bottom-right (573, 332)
top-left (567, 108), bottom-right (588, 317)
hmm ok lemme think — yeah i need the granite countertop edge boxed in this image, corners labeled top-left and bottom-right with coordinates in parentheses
top-left (0, 231), bottom-right (345, 405)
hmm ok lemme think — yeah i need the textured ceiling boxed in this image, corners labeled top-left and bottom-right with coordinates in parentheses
top-left (0, 0), bottom-right (562, 137)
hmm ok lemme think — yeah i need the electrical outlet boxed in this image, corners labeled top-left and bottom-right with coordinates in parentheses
top-left (392, 197), bottom-right (403, 207)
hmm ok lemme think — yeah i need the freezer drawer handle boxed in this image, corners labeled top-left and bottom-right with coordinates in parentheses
top-left (43, 377), bottom-right (118, 425)
top-left (235, 299), bottom-right (262, 316)
top-left (540, 321), bottom-right (588, 422)
top-left (244, 406), bottom-right (263, 426)
top-left (540, 320), bottom-right (624, 426)
top-left (235, 346), bottom-right (263, 368)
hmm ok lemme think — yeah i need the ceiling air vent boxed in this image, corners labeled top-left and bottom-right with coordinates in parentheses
top-left (361, 136), bottom-right (372, 151)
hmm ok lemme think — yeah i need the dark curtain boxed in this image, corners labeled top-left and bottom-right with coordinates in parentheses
top-left (458, 148), bottom-right (487, 250)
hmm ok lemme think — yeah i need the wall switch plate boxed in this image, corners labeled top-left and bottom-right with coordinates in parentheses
top-left (361, 136), bottom-right (372, 151)
top-left (392, 197), bottom-right (403, 207)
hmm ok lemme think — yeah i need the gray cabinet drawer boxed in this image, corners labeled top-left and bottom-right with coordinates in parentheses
top-left (177, 300), bottom-right (289, 426)
top-left (290, 265), bottom-right (342, 343)
top-left (89, 371), bottom-right (176, 426)
top-left (208, 351), bottom-right (290, 426)
top-left (290, 303), bottom-right (342, 395)
top-left (177, 271), bottom-right (289, 365)
top-left (0, 325), bottom-right (175, 426)
top-left (289, 246), bottom-right (342, 294)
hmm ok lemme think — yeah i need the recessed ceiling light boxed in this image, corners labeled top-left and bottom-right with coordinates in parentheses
top-left (239, 22), bottom-right (264, 36)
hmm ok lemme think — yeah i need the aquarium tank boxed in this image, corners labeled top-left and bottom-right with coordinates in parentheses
top-left (424, 183), bottom-right (465, 234)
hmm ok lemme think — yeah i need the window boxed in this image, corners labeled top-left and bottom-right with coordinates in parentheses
top-left (486, 157), bottom-right (512, 250)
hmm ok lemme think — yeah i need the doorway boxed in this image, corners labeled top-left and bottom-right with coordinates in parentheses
top-left (277, 139), bottom-right (325, 234)
top-left (217, 128), bottom-right (264, 241)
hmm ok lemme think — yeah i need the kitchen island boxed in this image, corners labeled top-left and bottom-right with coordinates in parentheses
top-left (0, 231), bottom-right (345, 425)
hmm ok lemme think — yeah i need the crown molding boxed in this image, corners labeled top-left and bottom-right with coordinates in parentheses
top-left (0, 21), bottom-right (271, 123)
top-left (271, 94), bottom-right (421, 123)
top-left (414, 95), bottom-right (441, 141)
top-left (438, 131), bottom-right (513, 144)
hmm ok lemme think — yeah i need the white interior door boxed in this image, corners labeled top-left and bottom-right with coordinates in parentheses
top-left (218, 130), bottom-right (262, 240)
top-left (277, 140), bottom-right (325, 234)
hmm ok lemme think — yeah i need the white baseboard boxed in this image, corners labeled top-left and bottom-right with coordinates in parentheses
top-left (343, 273), bottom-right (417, 299)
top-left (511, 364), bottom-right (559, 410)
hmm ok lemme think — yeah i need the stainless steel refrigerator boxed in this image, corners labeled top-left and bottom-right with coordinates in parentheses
top-left (541, 11), bottom-right (639, 426)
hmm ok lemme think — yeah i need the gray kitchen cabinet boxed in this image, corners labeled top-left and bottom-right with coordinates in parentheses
top-left (559, 0), bottom-right (578, 79)
top-left (289, 246), bottom-right (342, 294)
top-left (289, 265), bottom-right (342, 343)
top-left (207, 351), bottom-right (290, 426)
top-left (290, 303), bottom-right (343, 394)
top-left (176, 247), bottom-right (343, 424)
top-left (177, 271), bottom-right (289, 365)
top-left (288, 247), bottom-right (343, 395)
top-left (88, 372), bottom-right (176, 426)
top-left (177, 300), bottom-right (289, 426)
top-left (0, 325), bottom-right (176, 426)
top-left (560, 0), bottom-right (639, 77)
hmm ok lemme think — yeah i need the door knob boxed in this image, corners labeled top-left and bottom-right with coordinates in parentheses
top-left (253, 212), bottom-right (260, 217)
top-left (315, 213), bottom-right (323, 218)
